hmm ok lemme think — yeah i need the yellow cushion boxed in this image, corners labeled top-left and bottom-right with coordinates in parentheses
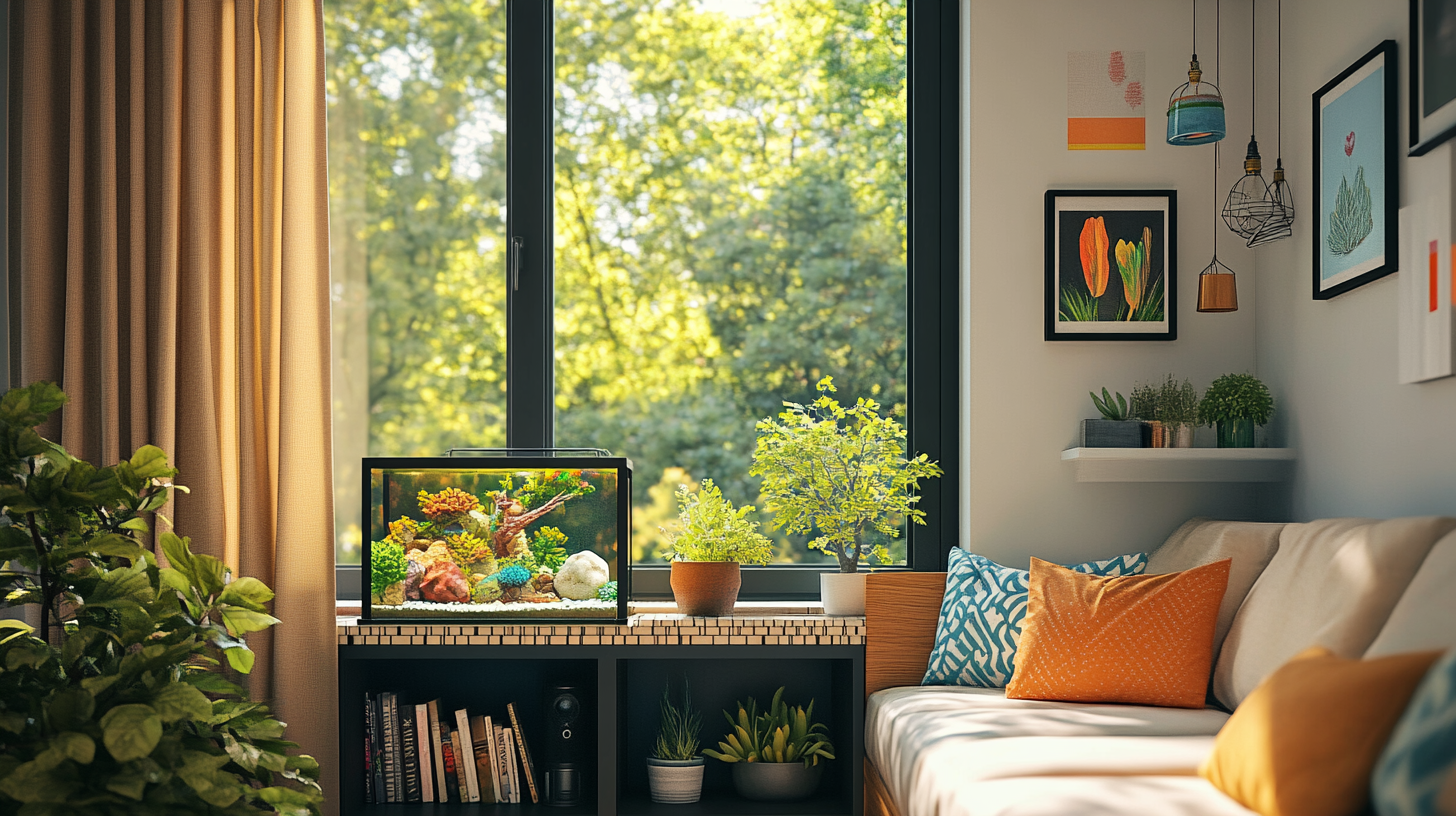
top-left (1199, 647), bottom-right (1442, 816)
top-left (1006, 557), bottom-right (1231, 709)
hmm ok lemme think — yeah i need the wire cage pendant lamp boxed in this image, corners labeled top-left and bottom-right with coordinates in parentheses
top-left (1247, 0), bottom-right (1295, 247)
top-left (1222, 0), bottom-right (1276, 240)
top-left (1167, 0), bottom-right (1227, 145)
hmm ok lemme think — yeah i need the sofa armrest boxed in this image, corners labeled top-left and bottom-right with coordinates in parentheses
top-left (865, 572), bottom-right (946, 697)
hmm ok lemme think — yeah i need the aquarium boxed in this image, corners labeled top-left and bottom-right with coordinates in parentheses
top-left (363, 456), bottom-right (630, 622)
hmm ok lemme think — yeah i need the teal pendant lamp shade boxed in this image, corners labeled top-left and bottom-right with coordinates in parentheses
top-left (1167, 58), bottom-right (1227, 145)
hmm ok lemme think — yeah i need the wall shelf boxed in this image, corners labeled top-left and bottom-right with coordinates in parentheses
top-left (1061, 447), bottom-right (1296, 483)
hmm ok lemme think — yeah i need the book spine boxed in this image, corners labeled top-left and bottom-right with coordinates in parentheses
top-left (363, 694), bottom-right (375, 804)
top-left (390, 693), bottom-right (405, 801)
top-left (381, 693), bottom-right (397, 803)
top-left (372, 695), bottom-right (386, 803)
top-left (470, 716), bottom-right (496, 804)
top-left (504, 727), bottom-right (520, 804)
top-left (428, 700), bottom-right (448, 802)
top-left (401, 708), bottom-right (421, 803)
top-left (451, 730), bottom-right (469, 803)
top-left (507, 702), bottom-right (541, 804)
top-left (494, 725), bottom-right (513, 804)
top-left (441, 728), bottom-right (459, 803)
top-left (454, 709), bottom-right (480, 802)
top-left (416, 704), bottom-right (434, 803)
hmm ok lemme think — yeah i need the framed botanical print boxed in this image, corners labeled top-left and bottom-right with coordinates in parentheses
top-left (1045, 189), bottom-right (1177, 341)
top-left (1410, 0), bottom-right (1456, 156)
top-left (1312, 40), bottom-right (1400, 300)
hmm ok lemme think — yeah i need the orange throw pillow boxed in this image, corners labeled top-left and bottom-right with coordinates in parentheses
top-left (1199, 646), bottom-right (1442, 816)
top-left (1005, 557), bottom-right (1231, 708)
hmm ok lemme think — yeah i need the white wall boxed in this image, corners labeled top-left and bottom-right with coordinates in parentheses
top-left (1253, 0), bottom-right (1456, 520)
top-left (961, 0), bottom-right (1268, 568)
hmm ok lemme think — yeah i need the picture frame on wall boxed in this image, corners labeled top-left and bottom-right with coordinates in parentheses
top-left (1044, 189), bottom-right (1177, 342)
top-left (1410, 0), bottom-right (1456, 156)
top-left (1312, 40), bottom-right (1400, 300)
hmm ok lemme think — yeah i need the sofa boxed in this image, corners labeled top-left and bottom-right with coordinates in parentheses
top-left (862, 516), bottom-right (1456, 816)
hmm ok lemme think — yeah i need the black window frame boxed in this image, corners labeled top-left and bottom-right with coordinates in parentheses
top-left (335, 0), bottom-right (959, 602)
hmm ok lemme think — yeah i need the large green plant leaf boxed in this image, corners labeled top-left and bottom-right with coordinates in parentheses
top-left (99, 704), bottom-right (162, 762)
top-left (152, 682), bottom-right (213, 723)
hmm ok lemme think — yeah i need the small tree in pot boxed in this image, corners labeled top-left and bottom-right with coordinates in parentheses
top-left (662, 480), bottom-right (772, 616)
top-left (1198, 373), bottom-right (1274, 448)
top-left (750, 378), bottom-right (942, 615)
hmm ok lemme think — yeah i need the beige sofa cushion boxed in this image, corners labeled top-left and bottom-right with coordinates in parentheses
top-left (949, 776), bottom-right (1258, 816)
top-left (1365, 528), bottom-right (1456, 657)
top-left (1212, 516), bottom-right (1456, 709)
top-left (1147, 518), bottom-right (1284, 658)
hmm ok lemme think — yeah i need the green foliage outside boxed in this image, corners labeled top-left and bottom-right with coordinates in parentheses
top-left (701, 687), bottom-right (834, 767)
top-left (652, 680), bottom-right (701, 762)
top-left (1199, 373), bottom-right (1275, 426)
top-left (750, 378), bottom-right (941, 573)
top-left (662, 480), bottom-right (772, 565)
top-left (325, 0), bottom-right (909, 567)
top-left (0, 383), bottom-right (322, 815)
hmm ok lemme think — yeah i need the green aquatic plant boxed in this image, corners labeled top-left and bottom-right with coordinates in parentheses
top-left (663, 479), bottom-right (772, 565)
top-left (597, 581), bottom-right (618, 602)
top-left (445, 532), bottom-right (494, 569)
top-left (472, 577), bottom-right (503, 604)
top-left (653, 679), bottom-right (702, 761)
top-left (388, 517), bottom-right (419, 546)
top-left (1090, 387), bottom-right (1130, 421)
top-left (1198, 373), bottom-right (1274, 426)
top-left (530, 526), bottom-right (569, 572)
top-left (1327, 165), bottom-right (1373, 255)
top-left (372, 540), bottom-right (410, 597)
top-left (702, 687), bottom-right (834, 767)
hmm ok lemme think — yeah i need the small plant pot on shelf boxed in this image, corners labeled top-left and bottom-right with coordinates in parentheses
top-left (647, 757), bottom-right (706, 804)
top-left (1216, 419), bottom-right (1256, 448)
top-left (820, 572), bottom-right (866, 616)
top-left (670, 561), bottom-right (741, 616)
top-left (1169, 423), bottom-right (1195, 448)
top-left (731, 761), bottom-right (825, 802)
top-left (1079, 418), bottom-right (1143, 448)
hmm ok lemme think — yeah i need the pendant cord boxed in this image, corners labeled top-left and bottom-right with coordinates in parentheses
top-left (1276, 0), bottom-right (1282, 158)
top-left (1193, 0), bottom-right (1197, 56)
top-left (1251, 0), bottom-right (1256, 138)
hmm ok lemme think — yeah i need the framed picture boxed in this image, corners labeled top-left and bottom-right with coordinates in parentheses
top-left (1410, 0), bottom-right (1456, 156)
top-left (1313, 40), bottom-right (1400, 300)
top-left (1044, 189), bottom-right (1177, 341)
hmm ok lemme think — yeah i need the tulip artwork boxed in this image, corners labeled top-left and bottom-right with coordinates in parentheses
top-left (1047, 190), bottom-right (1175, 340)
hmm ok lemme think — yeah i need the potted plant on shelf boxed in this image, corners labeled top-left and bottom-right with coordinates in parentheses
top-left (1129, 382), bottom-right (1165, 447)
top-left (647, 679), bottom-right (705, 803)
top-left (1198, 373), bottom-right (1274, 448)
top-left (1156, 374), bottom-right (1200, 448)
top-left (751, 377), bottom-right (942, 616)
top-left (0, 382), bottom-right (323, 814)
top-left (702, 688), bottom-right (835, 802)
top-left (663, 479), bottom-right (773, 616)
top-left (1082, 387), bottom-right (1143, 447)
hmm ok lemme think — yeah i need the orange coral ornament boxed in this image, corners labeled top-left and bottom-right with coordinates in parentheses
top-left (417, 487), bottom-right (480, 524)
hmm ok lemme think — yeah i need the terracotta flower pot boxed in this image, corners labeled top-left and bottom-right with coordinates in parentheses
top-left (670, 561), bottom-right (741, 616)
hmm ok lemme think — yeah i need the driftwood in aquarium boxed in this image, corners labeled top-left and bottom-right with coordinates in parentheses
top-left (490, 490), bottom-right (578, 558)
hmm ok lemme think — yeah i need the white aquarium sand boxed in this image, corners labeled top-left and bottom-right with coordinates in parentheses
top-left (371, 599), bottom-right (618, 619)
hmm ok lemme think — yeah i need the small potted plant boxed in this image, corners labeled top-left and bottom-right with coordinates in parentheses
top-left (647, 679), bottom-right (705, 804)
top-left (703, 688), bottom-right (834, 802)
top-left (1198, 373), bottom-right (1274, 448)
top-left (1156, 375), bottom-right (1200, 448)
top-left (1129, 382), bottom-right (1164, 447)
top-left (751, 377), bottom-right (942, 615)
top-left (1082, 387), bottom-right (1142, 447)
top-left (663, 479), bottom-right (773, 616)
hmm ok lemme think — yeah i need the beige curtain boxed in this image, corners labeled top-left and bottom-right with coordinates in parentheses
top-left (8, 1), bottom-right (338, 811)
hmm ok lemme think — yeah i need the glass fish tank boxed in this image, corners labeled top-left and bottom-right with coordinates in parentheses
top-left (363, 456), bottom-right (630, 622)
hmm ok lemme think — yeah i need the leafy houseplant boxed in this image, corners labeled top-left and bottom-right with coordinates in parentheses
top-left (647, 680), bottom-right (704, 804)
top-left (0, 382), bottom-right (323, 815)
top-left (1082, 388), bottom-right (1142, 448)
top-left (662, 480), bottom-right (772, 616)
top-left (702, 688), bottom-right (834, 802)
top-left (1155, 375), bottom-right (1200, 448)
top-left (1198, 373), bottom-right (1274, 448)
top-left (751, 378), bottom-right (941, 614)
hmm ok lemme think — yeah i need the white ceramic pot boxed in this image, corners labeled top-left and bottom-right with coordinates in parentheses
top-left (820, 571), bottom-right (867, 616)
top-left (647, 757), bottom-right (706, 803)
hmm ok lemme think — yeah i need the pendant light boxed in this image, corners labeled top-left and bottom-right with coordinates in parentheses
top-left (1248, 0), bottom-right (1294, 247)
top-left (1167, 0), bottom-right (1227, 145)
top-left (1199, 145), bottom-right (1239, 311)
top-left (1222, 0), bottom-right (1276, 240)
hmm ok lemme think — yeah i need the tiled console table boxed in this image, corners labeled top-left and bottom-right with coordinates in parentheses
top-left (338, 610), bottom-right (866, 816)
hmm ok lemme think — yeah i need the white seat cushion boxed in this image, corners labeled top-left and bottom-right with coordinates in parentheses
top-left (1146, 518), bottom-right (1285, 658)
top-left (1212, 516), bottom-right (1456, 709)
top-left (866, 687), bottom-right (1231, 816)
top-left (943, 776), bottom-right (1257, 816)
top-left (1366, 528), bottom-right (1456, 657)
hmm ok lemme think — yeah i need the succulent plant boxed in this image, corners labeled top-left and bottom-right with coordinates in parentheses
top-left (496, 565), bottom-right (532, 588)
top-left (1090, 387), bottom-right (1131, 421)
top-left (597, 581), bottom-right (618, 602)
top-left (371, 540), bottom-right (410, 598)
top-left (653, 679), bottom-right (702, 761)
top-left (702, 687), bottom-right (834, 767)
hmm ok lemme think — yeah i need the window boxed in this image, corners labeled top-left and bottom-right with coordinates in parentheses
top-left (326, 0), bottom-right (957, 599)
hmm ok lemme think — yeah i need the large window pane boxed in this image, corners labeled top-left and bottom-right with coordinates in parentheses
top-left (326, 2), bottom-right (509, 565)
top-left (553, 0), bottom-right (909, 564)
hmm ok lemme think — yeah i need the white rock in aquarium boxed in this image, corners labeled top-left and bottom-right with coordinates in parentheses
top-left (555, 550), bottom-right (610, 600)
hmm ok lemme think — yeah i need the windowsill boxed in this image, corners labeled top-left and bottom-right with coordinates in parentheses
top-left (334, 598), bottom-right (827, 621)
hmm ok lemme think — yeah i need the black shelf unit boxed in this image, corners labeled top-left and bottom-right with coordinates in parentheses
top-left (339, 644), bottom-right (865, 816)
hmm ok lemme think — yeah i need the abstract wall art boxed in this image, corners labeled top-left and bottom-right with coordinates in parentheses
top-left (1045, 190), bottom-right (1177, 341)
top-left (1067, 50), bottom-right (1146, 150)
top-left (1313, 40), bottom-right (1400, 300)
top-left (1397, 144), bottom-right (1455, 384)
top-left (1410, 0), bottom-right (1456, 156)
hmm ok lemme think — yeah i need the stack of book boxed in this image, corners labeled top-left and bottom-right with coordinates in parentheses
top-left (364, 692), bottom-right (541, 805)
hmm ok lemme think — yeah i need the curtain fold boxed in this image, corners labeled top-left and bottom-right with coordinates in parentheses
top-left (9, 2), bottom-right (338, 812)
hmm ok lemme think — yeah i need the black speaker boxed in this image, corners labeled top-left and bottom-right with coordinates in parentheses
top-left (543, 684), bottom-right (591, 806)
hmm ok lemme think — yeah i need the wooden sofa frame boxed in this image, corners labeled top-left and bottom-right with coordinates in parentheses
top-left (863, 572), bottom-right (947, 816)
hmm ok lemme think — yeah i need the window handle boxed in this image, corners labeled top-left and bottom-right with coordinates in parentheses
top-left (511, 236), bottom-right (525, 291)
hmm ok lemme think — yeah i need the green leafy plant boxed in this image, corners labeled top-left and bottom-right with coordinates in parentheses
top-left (652, 679), bottom-right (701, 762)
top-left (1089, 388), bottom-right (1130, 421)
top-left (1155, 375), bottom-right (1200, 427)
top-left (1129, 383), bottom-right (1159, 422)
top-left (371, 540), bottom-right (409, 597)
top-left (0, 382), bottom-right (323, 815)
top-left (1198, 373), bottom-right (1275, 426)
top-left (1327, 165), bottom-right (1373, 256)
top-left (1060, 287), bottom-right (1099, 322)
top-left (662, 480), bottom-right (772, 565)
top-left (751, 378), bottom-right (942, 573)
top-left (701, 688), bottom-right (834, 767)
top-left (529, 527), bottom-right (569, 572)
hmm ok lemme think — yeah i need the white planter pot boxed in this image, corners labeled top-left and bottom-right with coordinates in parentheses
top-left (646, 757), bottom-right (705, 803)
top-left (820, 572), bottom-right (867, 616)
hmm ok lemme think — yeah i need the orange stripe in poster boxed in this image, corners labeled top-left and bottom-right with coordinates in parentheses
top-left (1067, 118), bottom-right (1146, 150)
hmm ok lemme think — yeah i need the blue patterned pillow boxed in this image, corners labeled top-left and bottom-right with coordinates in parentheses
top-left (921, 548), bottom-right (1148, 687)
top-left (1372, 648), bottom-right (1456, 816)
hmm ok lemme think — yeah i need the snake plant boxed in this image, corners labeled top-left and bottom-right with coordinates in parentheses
top-left (701, 688), bottom-right (835, 767)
